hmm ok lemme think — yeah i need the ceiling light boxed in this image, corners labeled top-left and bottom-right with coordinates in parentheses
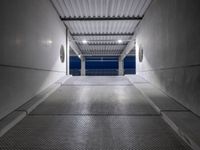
top-left (117, 39), bottom-right (123, 44)
top-left (82, 40), bottom-right (87, 44)
top-left (78, 54), bottom-right (81, 58)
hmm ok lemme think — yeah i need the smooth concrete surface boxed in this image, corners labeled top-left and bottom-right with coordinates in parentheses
top-left (0, 116), bottom-right (191, 150)
top-left (125, 75), bottom-right (147, 83)
top-left (31, 85), bottom-right (158, 115)
top-left (0, 111), bottom-right (26, 137)
top-left (63, 76), bottom-right (132, 85)
top-left (134, 83), bottom-right (187, 113)
top-left (0, 66), bottom-right (65, 120)
top-left (162, 112), bottom-right (200, 150)
top-left (0, 0), bottom-right (66, 120)
top-left (0, 0), bottom-right (66, 71)
top-left (135, 0), bottom-right (200, 116)
top-left (138, 67), bottom-right (200, 117)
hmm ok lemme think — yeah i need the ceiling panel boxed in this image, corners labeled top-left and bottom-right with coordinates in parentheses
top-left (51, 0), bottom-right (152, 56)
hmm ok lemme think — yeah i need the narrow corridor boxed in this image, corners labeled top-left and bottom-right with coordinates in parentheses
top-left (0, 76), bottom-right (191, 150)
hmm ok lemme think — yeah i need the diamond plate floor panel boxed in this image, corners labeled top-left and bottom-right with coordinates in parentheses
top-left (134, 83), bottom-right (187, 112)
top-left (0, 116), bottom-right (191, 150)
top-left (31, 85), bottom-right (158, 115)
top-left (63, 76), bottom-right (132, 86)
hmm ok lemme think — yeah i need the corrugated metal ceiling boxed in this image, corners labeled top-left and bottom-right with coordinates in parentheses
top-left (65, 21), bottom-right (139, 34)
top-left (53, 0), bottom-right (151, 18)
top-left (51, 0), bottom-right (152, 56)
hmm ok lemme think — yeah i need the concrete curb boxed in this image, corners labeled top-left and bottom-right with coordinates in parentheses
top-left (130, 77), bottom-right (199, 150)
top-left (17, 84), bottom-right (60, 114)
top-left (134, 83), bottom-right (187, 113)
top-left (17, 75), bottom-right (72, 114)
top-left (125, 75), bottom-right (148, 83)
top-left (0, 75), bottom-right (71, 137)
top-left (56, 75), bottom-right (72, 84)
top-left (0, 111), bottom-right (26, 137)
top-left (134, 86), bottom-right (162, 114)
top-left (162, 112), bottom-right (200, 150)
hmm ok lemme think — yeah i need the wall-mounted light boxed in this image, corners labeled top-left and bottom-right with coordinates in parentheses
top-left (117, 39), bottom-right (123, 44)
top-left (60, 45), bottom-right (65, 63)
top-left (139, 46), bottom-right (143, 62)
top-left (82, 40), bottom-right (88, 44)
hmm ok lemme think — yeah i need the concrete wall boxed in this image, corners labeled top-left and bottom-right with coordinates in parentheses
top-left (0, 0), bottom-right (66, 120)
top-left (136, 0), bottom-right (200, 116)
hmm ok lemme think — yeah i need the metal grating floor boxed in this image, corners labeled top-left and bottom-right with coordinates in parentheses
top-left (0, 116), bottom-right (191, 150)
top-left (30, 85), bottom-right (158, 115)
top-left (63, 76), bottom-right (132, 85)
top-left (0, 76), bottom-right (192, 150)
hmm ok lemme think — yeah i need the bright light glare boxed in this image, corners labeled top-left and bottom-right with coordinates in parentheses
top-left (117, 39), bottom-right (123, 44)
top-left (82, 40), bottom-right (88, 44)
top-left (78, 54), bottom-right (81, 58)
top-left (47, 40), bottom-right (53, 44)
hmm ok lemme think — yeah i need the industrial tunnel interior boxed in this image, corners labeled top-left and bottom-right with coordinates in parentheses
top-left (0, 0), bottom-right (200, 149)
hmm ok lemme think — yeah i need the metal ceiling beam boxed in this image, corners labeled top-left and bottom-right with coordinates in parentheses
top-left (83, 54), bottom-right (120, 56)
top-left (50, 1), bottom-right (83, 59)
top-left (68, 33), bottom-right (83, 57)
top-left (119, 36), bottom-right (136, 60)
top-left (60, 16), bottom-right (143, 21)
top-left (49, 1), bottom-right (84, 59)
top-left (71, 33), bottom-right (134, 36)
top-left (79, 43), bottom-right (127, 46)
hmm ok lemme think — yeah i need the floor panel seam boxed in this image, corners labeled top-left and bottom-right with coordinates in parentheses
top-left (28, 114), bottom-right (161, 117)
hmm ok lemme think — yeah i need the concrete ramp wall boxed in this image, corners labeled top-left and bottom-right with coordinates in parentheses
top-left (0, 0), bottom-right (66, 120)
top-left (136, 0), bottom-right (200, 116)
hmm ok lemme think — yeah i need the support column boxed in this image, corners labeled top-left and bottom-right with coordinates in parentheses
top-left (118, 58), bottom-right (124, 76)
top-left (81, 57), bottom-right (86, 76)
top-left (66, 28), bottom-right (70, 75)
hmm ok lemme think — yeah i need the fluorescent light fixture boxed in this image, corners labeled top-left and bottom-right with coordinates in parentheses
top-left (82, 40), bottom-right (87, 44)
top-left (117, 39), bottom-right (123, 44)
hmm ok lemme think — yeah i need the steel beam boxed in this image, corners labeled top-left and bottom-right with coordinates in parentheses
top-left (71, 33), bottom-right (134, 36)
top-left (119, 36), bottom-right (136, 61)
top-left (61, 16), bottom-right (143, 21)
top-left (79, 43), bottom-right (128, 46)
top-left (68, 33), bottom-right (82, 57)
top-left (82, 54), bottom-right (120, 57)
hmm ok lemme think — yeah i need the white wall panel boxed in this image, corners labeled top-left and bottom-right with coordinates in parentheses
top-left (0, 0), bottom-right (66, 119)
